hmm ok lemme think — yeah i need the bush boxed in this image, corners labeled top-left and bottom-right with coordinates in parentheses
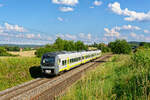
top-left (0, 47), bottom-right (14, 56)
top-left (0, 47), bottom-right (6, 54)
top-left (4, 46), bottom-right (20, 51)
top-left (35, 47), bottom-right (56, 58)
top-left (108, 39), bottom-right (132, 54)
top-left (97, 43), bottom-right (111, 53)
top-left (23, 47), bottom-right (32, 51)
top-left (101, 46), bottom-right (111, 53)
top-left (111, 50), bottom-right (150, 99)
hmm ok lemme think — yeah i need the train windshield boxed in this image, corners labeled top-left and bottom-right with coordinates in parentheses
top-left (41, 56), bottom-right (55, 66)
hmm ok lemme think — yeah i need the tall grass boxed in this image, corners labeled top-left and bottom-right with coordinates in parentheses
top-left (0, 57), bottom-right (40, 91)
top-left (60, 50), bottom-right (150, 100)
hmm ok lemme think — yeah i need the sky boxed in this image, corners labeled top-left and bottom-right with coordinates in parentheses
top-left (0, 0), bottom-right (150, 45)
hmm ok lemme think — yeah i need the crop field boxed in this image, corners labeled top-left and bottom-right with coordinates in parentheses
top-left (60, 50), bottom-right (150, 100)
top-left (8, 50), bottom-right (36, 57)
top-left (0, 57), bottom-right (41, 91)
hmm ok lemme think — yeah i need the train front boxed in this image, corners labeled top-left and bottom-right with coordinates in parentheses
top-left (40, 53), bottom-right (59, 75)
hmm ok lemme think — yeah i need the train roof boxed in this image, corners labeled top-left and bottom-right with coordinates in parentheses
top-left (43, 50), bottom-right (101, 57)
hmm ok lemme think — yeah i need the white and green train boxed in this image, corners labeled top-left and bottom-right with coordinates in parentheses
top-left (41, 50), bottom-right (101, 75)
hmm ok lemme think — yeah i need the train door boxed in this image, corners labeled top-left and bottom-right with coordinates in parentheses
top-left (67, 57), bottom-right (70, 70)
top-left (82, 55), bottom-right (85, 64)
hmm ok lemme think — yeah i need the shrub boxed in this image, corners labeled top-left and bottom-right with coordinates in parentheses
top-left (112, 50), bottom-right (150, 99)
top-left (108, 39), bottom-right (132, 54)
top-left (0, 47), bottom-right (15, 56)
top-left (35, 47), bottom-right (56, 58)
top-left (0, 47), bottom-right (6, 54)
top-left (23, 47), bottom-right (32, 51)
top-left (97, 43), bottom-right (111, 53)
top-left (101, 46), bottom-right (111, 53)
top-left (4, 46), bottom-right (20, 51)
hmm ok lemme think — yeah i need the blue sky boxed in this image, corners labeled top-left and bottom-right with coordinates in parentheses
top-left (0, 0), bottom-right (150, 45)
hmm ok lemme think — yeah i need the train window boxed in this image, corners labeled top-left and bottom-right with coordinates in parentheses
top-left (72, 59), bottom-right (74, 63)
top-left (62, 61), bottom-right (65, 65)
top-left (79, 57), bottom-right (81, 60)
top-left (65, 60), bottom-right (66, 65)
top-left (82, 56), bottom-right (84, 59)
top-left (62, 60), bottom-right (67, 66)
top-left (75, 58), bottom-right (77, 61)
top-left (72, 58), bottom-right (75, 62)
top-left (70, 59), bottom-right (72, 63)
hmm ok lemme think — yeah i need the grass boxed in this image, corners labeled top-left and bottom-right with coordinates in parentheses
top-left (0, 57), bottom-right (41, 91)
top-left (60, 50), bottom-right (150, 100)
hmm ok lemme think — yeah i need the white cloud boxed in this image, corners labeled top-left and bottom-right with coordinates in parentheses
top-left (65, 34), bottom-right (76, 40)
top-left (0, 26), bottom-right (4, 33)
top-left (115, 25), bottom-right (141, 31)
top-left (56, 33), bottom-right (65, 38)
top-left (78, 33), bottom-right (92, 41)
top-left (79, 33), bottom-right (85, 38)
top-left (145, 37), bottom-right (150, 41)
top-left (93, 1), bottom-right (102, 6)
top-left (4, 23), bottom-right (26, 32)
top-left (87, 33), bottom-right (92, 40)
top-left (144, 30), bottom-right (150, 34)
top-left (108, 2), bottom-right (122, 15)
top-left (104, 25), bottom-right (141, 38)
top-left (56, 33), bottom-right (76, 40)
top-left (89, 6), bottom-right (94, 9)
top-left (130, 32), bottom-right (146, 41)
top-left (52, 0), bottom-right (78, 6)
top-left (104, 25), bottom-right (141, 34)
top-left (130, 32), bottom-right (137, 38)
top-left (57, 17), bottom-right (64, 21)
top-left (26, 34), bottom-right (35, 38)
top-left (108, 2), bottom-right (150, 22)
top-left (59, 7), bottom-right (74, 12)
top-left (102, 37), bottom-right (107, 41)
top-left (104, 28), bottom-right (120, 37)
top-left (37, 34), bottom-right (41, 38)
top-left (15, 34), bottom-right (24, 38)
top-left (47, 37), bottom-right (52, 40)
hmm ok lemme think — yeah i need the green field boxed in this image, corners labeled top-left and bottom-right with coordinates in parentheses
top-left (60, 50), bottom-right (150, 100)
top-left (0, 57), bottom-right (41, 91)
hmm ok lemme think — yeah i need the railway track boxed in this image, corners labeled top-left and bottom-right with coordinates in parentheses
top-left (0, 54), bottom-right (113, 100)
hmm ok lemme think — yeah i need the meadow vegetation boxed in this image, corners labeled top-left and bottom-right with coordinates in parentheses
top-left (0, 57), bottom-right (40, 91)
top-left (60, 49), bottom-right (150, 100)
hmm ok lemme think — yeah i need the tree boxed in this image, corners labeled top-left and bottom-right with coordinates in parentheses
top-left (35, 37), bottom-right (88, 57)
top-left (64, 40), bottom-right (75, 51)
top-left (75, 41), bottom-right (87, 51)
top-left (54, 37), bottom-right (65, 51)
top-left (0, 47), bottom-right (6, 54)
top-left (108, 39), bottom-right (132, 54)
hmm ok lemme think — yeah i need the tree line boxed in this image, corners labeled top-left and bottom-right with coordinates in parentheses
top-left (0, 37), bottom-right (141, 57)
top-left (35, 37), bottom-right (88, 57)
top-left (35, 38), bottom-right (133, 57)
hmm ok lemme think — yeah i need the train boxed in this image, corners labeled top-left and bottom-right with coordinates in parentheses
top-left (40, 50), bottom-right (101, 75)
